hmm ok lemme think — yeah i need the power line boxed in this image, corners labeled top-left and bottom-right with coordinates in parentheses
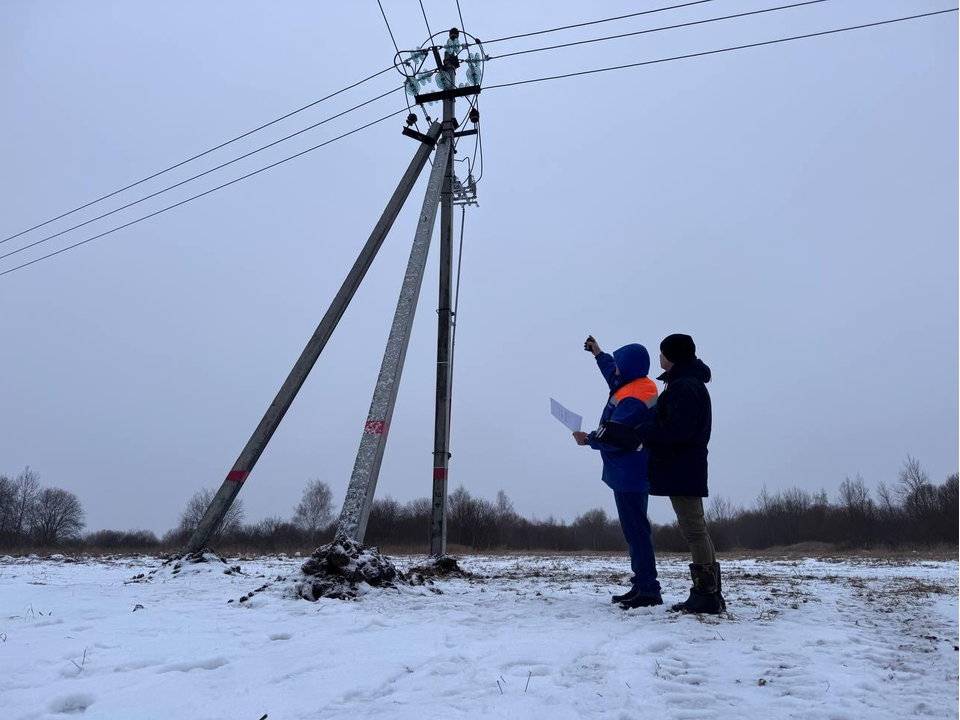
top-left (489, 0), bottom-right (829, 61)
top-left (6, 7), bottom-right (952, 278)
top-left (418, 0), bottom-right (434, 38)
top-left (455, 0), bottom-right (466, 34)
top-left (376, 0), bottom-right (402, 56)
top-left (483, 0), bottom-right (717, 45)
top-left (484, 9), bottom-right (958, 91)
top-left (0, 108), bottom-right (408, 279)
top-left (0, 86), bottom-right (403, 262)
top-left (1, 66), bottom-right (394, 247)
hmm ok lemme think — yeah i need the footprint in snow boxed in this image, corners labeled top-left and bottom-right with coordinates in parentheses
top-left (158, 656), bottom-right (230, 673)
top-left (49, 692), bottom-right (95, 714)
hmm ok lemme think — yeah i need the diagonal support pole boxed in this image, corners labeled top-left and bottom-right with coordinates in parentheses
top-left (337, 138), bottom-right (452, 542)
top-left (184, 122), bottom-right (441, 554)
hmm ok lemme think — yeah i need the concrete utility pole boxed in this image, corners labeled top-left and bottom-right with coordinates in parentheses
top-left (337, 136), bottom-right (452, 542)
top-left (184, 122), bottom-right (441, 554)
top-left (430, 36), bottom-right (459, 556)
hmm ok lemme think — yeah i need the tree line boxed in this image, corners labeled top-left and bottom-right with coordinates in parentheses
top-left (1, 455), bottom-right (956, 554)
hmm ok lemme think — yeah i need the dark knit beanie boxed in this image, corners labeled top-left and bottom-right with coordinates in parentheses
top-left (660, 333), bottom-right (697, 364)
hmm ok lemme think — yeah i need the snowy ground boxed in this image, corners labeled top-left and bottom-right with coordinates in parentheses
top-left (1, 552), bottom-right (957, 720)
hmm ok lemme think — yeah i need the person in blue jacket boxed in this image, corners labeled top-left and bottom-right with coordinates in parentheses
top-left (573, 336), bottom-right (662, 608)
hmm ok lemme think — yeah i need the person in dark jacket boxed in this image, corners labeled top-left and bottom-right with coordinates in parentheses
top-left (594, 333), bottom-right (724, 614)
top-left (572, 336), bottom-right (662, 608)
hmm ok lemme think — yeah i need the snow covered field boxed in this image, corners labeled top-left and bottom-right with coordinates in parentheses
top-left (1, 553), bottom-right (957, 719)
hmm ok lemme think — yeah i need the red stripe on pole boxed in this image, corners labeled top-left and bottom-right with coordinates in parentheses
top-left (433, 468), bottom-right (447, 480)
top-left (364, 420), bottom-right (388, 435)
top-left (226, 470), bottom-right (250, 483)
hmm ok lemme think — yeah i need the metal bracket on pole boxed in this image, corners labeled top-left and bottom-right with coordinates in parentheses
top-left (183, 122), bottom-right (442, 554)
top-left (415, 85), bottom-right (481, 106)
top-left (337, 138), bottom-right (453, 543)
top-left (401, 127), bottom-right (438, 146)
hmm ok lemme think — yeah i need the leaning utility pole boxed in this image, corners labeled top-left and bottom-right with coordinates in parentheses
top-left (337, 135), bottom-right (451, 542)
top-left (184, 122), bottom-right (441, 554)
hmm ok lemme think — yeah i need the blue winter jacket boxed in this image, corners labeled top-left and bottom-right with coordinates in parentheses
top-left (586, 344), bottom-right (657, 493)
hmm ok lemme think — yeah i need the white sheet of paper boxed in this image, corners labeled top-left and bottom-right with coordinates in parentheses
top-left (550, 398), bottom-right (582, 433)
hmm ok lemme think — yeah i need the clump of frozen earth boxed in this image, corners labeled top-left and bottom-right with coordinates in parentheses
top-left (127, 549), bottom-right (242, 584)
top-left (407, 554), bottom-right (471, 587)
top-left (296, 533), bottom-right (400, 601)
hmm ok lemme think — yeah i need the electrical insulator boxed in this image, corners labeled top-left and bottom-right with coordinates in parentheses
top-left (449, 28), bottom-right (460, 39)
top-left (406, 114), bottom-right (418, 126)
top-left (469, 108), bottom-right (480, 124)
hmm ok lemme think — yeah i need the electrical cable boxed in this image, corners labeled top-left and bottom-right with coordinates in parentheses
top-left (0, 108), bottom-right (408, 278)
top-left (483, 0), bottom-right (717, 45)
top-left (489, 0), bottom-right (829, 61)
top-left (0, 86), bottom-right (403, 262)
top-left (0, 66), bottom-right (394, 246)
top-left (483, 9), bottom-right (958, 91)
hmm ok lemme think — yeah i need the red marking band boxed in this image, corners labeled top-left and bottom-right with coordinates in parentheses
top-left (226, 470), bottom-right (250, 483)
top-left (364, 420), bottom-right (388, 435)
top-left (433, 468), bottom-right (448, 480)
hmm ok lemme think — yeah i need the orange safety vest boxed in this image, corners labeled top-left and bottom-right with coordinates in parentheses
top-left (611, 376), bottom-right (658, 408)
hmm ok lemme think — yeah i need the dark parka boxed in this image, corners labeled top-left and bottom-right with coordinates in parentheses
top-left (596, 359), bottom-right (712, 497)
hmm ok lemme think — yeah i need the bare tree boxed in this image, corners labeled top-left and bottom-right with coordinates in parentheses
top-left (938, 473), bottom-right (959, 515)
top-left (755, 484), bottom-right (774, 514)
top-left (572, 508), bottom-right (610, 550)
top-left (875, 480), bottom-right (898, 515)
top-left (292, 479), bottom-right (334, 535)
top-left (12, 467), bottom-right (41, 543)
top-left (838, 474), bottom-right (873, 517)
top-left (178, 488), bottom-right (244, 546)
top-left (705, 495), bottom-right (736, 524)
top-left (30, 487), bottom-right (86, 545)
top-left (0, 473), bottom-right (15, 539)
top-left (897, 454), bottom-right (935, 519)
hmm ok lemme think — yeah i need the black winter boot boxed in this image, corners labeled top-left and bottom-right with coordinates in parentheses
top-left (619, 593), bottom-right (663, 610)
top-left (669, 564), bottom-right (722, 615)
top-left (713, 562), bottom-right (727, 612)
top-left (612, 587), bottom-right (640, 604)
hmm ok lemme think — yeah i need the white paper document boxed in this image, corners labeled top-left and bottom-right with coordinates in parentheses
top-left (550, 398), bottom-right (582, 433)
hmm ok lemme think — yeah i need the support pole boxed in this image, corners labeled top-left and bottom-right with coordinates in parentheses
top-left (337, 137), bottom-right (452, 542)
top-left (430, 45), bottom-right (458, 556)
top-left (184, 122), bottom-right (441, 554)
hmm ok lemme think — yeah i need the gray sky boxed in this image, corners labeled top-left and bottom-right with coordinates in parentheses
top-left (1, 0), bottom-right (957, 534)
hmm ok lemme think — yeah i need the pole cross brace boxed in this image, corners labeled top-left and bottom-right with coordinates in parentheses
top-left (402, 127), bottom-right (438, 146)
top-left (415, 85), bottom-right (482, 105)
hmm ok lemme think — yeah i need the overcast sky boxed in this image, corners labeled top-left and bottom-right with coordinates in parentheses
top-left (1, 0), bottom-right (957, 535)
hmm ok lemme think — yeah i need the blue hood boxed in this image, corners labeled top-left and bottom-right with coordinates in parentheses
top-left (612, 344), bottom-right (650, 383)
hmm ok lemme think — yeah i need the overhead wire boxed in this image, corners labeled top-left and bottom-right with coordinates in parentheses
top-left (0, 108), bottom-right (409, 278)
top-left (0, 65), bottom-right (394, 246)
top-left (418, 0), bottom-right (434, 38)
top-left (4, 5), bottom-right (954, 278)
top-left (488, 0), bottom-right (829, 61)
top-left (483, 8), bottom-right (958, 91)
top-left (0, 85), bottom-right (404, 262)
top-left (376, 0), bottom-right (402, 56)
top-left (482, 0), bottom-right (717, 45)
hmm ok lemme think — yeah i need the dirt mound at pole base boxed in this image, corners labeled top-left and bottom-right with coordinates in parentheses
top-left (296, 533), bottom-right (400, 601)
top-left (126, 549), bottom-right (242, 584)
top-left (407, 555), bottom-right (471, 587)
